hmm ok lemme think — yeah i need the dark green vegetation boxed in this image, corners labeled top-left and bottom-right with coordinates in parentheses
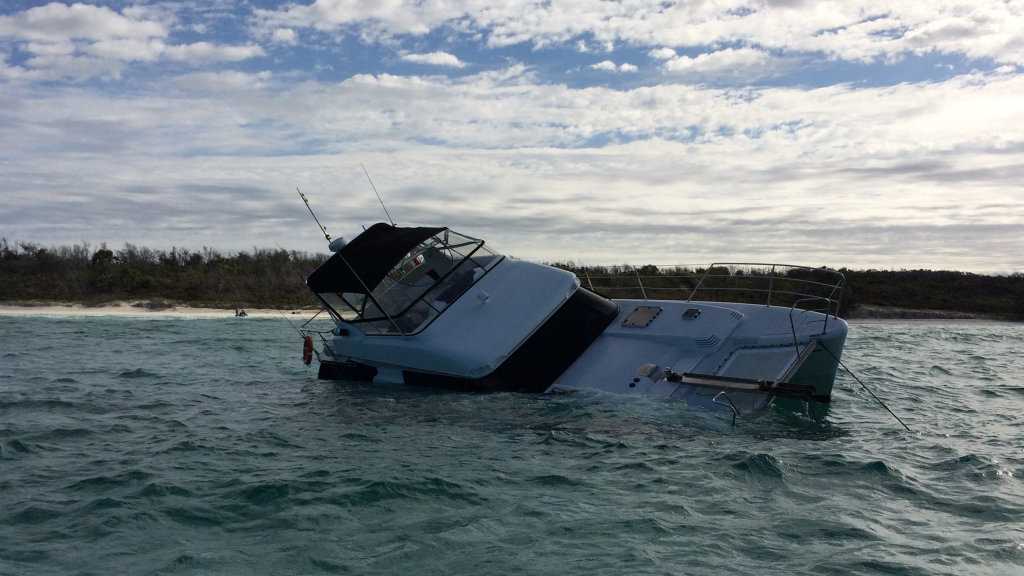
top-left (0, 239), bottom-right (321, 309)
top-left (2, 239), bottom-right (1022, 318)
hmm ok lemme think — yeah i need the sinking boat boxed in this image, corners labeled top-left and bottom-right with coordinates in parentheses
top-left (304, 223), bottom-right (848, 416)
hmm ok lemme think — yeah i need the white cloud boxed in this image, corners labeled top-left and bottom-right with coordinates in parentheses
top-left (660, 47), bottom-right (792, 81)
top-left (252, 1), bottom-right (1024, 66)
top-left (0, 2), bottom-right (167, 42)
top-left (163, 42), bottom-right (265, 63)
top-left (400, 51), bottom-right (466, 68)
top-left (172, 70), bottom-right (273, 92)
top-left (648, 47), bottom-right (677, 60)
top-left (2, 65), bottom-right (1022, 270)
top-left (85, 38), bottom-right (167, 62)
top-left (271, 28), bottom-right (297, 45)
top-left (0, 3), bottom-right (264, 80)
top-left (590, 60), bottom-right (637, 73)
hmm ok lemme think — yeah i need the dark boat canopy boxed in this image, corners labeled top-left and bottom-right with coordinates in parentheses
top-left (307, 223), bottom-right (446, 294)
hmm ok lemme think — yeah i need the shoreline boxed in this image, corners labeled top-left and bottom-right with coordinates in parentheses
top-left (0, 300), bottom-right (318, 319)
top-left (0, 299), bottom-right (1014, 322)
top-left (843, 304), bottom-right (1011, 321)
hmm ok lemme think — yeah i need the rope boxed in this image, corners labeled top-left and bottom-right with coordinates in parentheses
top-left (819, 343), bottom-right (912, 432)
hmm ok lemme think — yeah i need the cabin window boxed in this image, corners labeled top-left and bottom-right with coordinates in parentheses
top-left (325, 230), bottom-right (503, 335)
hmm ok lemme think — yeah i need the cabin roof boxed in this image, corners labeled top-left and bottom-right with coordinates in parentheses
top-left (306, 223), bottom-right (446, 294)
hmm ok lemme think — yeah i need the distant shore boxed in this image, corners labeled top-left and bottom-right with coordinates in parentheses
top-left (844, 304), bottom-right (1010, 321)
top-left (0, 299), bottom-right (1014, 321)
top-left (0, 300), bottom-right (318, 319)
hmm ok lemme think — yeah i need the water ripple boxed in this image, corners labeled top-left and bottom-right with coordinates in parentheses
top-left (0, 316), bottom-right (1022, 575)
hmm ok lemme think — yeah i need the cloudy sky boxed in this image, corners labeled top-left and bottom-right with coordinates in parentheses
top-left (2, 1), bottom-right (1023, 271)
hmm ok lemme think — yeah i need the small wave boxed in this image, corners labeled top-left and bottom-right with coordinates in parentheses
top-left (0, 399), bottom-right (76, 412)
top-left (26, 427), bottom-right (94, 442)
top-left (859, 459), bottom-right (897, 475)
top-left (247, 430), bottom-right (303, 449)
top-left (726, 452), bottom-right (785, 479)
top-left (3, 439), bottom-right (32, 455)
top-left (8, 505), bottom-right (63, 525)
top-left (51, 377), bottom-right (79, 383)
top-left (137, 482), bottom-right (193, 498)
top-left (327, 477), bottom-right (485, 506)
top-left (0, 548), bottom-right (50, 564)
top-left (929, 454), bottom-right (1015, 481)
top-left (132, 400), bottom-right (174, 410)
top-left (160, 554), bottom-right (201, 571)
top-left (527, 474), bottom-right (584, 487)
top-left (309, 557), bottom-right (351, 572)
top-left (159, 439), bottom-right (206, 454)
top-left (67, 469), bottom-right (152, 492)
top-left (612, 460), bottom-right (658, 473)
top-left (608, 516), bottom-right (673, 536)
top-left (160, 505), bottom-right (223, 527)
top-left (235, 482), bottom-right (292, 505)
top-left (339, 432), bottom-right (374, 442)
top-left (79, 496), bottom-right (128, 512)
top-left (118, 368), bottom-right (159, 379)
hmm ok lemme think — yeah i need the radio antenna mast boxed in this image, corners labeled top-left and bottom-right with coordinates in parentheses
top-left (296, 187), bottom-right (331, 242)
top-left (361, 163), bottom-right (396, 226)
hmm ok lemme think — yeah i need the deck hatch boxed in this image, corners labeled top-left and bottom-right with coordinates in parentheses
top-left (622, 306), bottom-right (662, 328)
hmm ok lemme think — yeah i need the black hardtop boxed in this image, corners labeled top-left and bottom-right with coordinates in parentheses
top-left (306, 223), bottom-right (446, 294)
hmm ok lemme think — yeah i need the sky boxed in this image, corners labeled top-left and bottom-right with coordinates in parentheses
top-left (1, 1), bottom-right (1023, 272)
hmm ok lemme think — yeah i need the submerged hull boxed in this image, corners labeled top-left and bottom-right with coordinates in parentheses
top-left (317, 296), bottom-right (847, 413)
top-left (301, 223), bottom-right (848, 417)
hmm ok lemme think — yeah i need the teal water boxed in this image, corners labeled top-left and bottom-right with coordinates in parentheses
top-left (1, 316), bottom-right (1022, 575)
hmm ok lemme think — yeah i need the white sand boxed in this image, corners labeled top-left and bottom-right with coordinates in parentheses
top-left (0, 301), bottom-right (317, 319)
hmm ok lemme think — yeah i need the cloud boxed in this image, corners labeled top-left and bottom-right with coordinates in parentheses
top-left (1, 64), bottom-right (1022, 270)
top-left (648, 47), bottom-right (677, 60)
top-left (172, 70), bottom-right (273, 92)
top-left (0, 2), bottom-right (167, 42)
top-left (0, 3), bottom-right (263, 80)
top-left (659, 47), bottom-right (793, 81)
top-left (400, 51), bottom-right (466, 68)
top-left (271, 28), bottom-right (297, 45)
top-left (252, 1), bottom-right (1024, 66)
top-left (590, 60), bottom-right (637, 73)
top-left (163, 42), bottom-right (264, 63)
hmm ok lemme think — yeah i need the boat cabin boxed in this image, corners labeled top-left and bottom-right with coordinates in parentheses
top-left (307, 224), bottom-right (504, 335)
top-left (305, 223), bottom-right (620, 390)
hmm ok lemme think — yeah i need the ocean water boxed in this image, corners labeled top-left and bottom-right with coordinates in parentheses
top-left (1, 315), bottom-right (1022, 576)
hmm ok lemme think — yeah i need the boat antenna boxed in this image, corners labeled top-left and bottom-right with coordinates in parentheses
top-left (360, 163), bottom-right (395, 226)
top-left (296, 186), bottom-right (331, 242)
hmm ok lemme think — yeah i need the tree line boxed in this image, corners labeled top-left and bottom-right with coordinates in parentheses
top-left (0, 239), bottom-right (322, 308)
top-left (2, 239), bottom-right (1022, 318)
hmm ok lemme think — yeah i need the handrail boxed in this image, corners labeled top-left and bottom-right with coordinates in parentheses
top-left (569, 262), bottom-right (846, 321)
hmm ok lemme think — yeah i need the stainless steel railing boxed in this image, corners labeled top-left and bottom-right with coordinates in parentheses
top-left (572, 262), bottom-right (847, 318)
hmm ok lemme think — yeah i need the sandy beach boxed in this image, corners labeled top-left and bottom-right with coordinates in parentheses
top-left (0, 300), bottom-right (1006, 321)
top-left (0, 301), bottom-right (317, 319)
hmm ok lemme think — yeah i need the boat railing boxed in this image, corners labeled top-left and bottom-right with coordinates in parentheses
top-left (572, 262), bottom-right (847, 318)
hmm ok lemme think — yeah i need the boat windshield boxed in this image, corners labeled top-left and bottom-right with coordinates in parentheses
top-left (322, 229), bottom-right (502, 335)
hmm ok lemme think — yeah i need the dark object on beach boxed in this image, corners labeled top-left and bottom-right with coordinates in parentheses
top-left (235, 308), bottom-right (248, 317)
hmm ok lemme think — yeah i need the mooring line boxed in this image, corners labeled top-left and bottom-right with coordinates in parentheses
top-left (820, 344), bottom-right (912, 432)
